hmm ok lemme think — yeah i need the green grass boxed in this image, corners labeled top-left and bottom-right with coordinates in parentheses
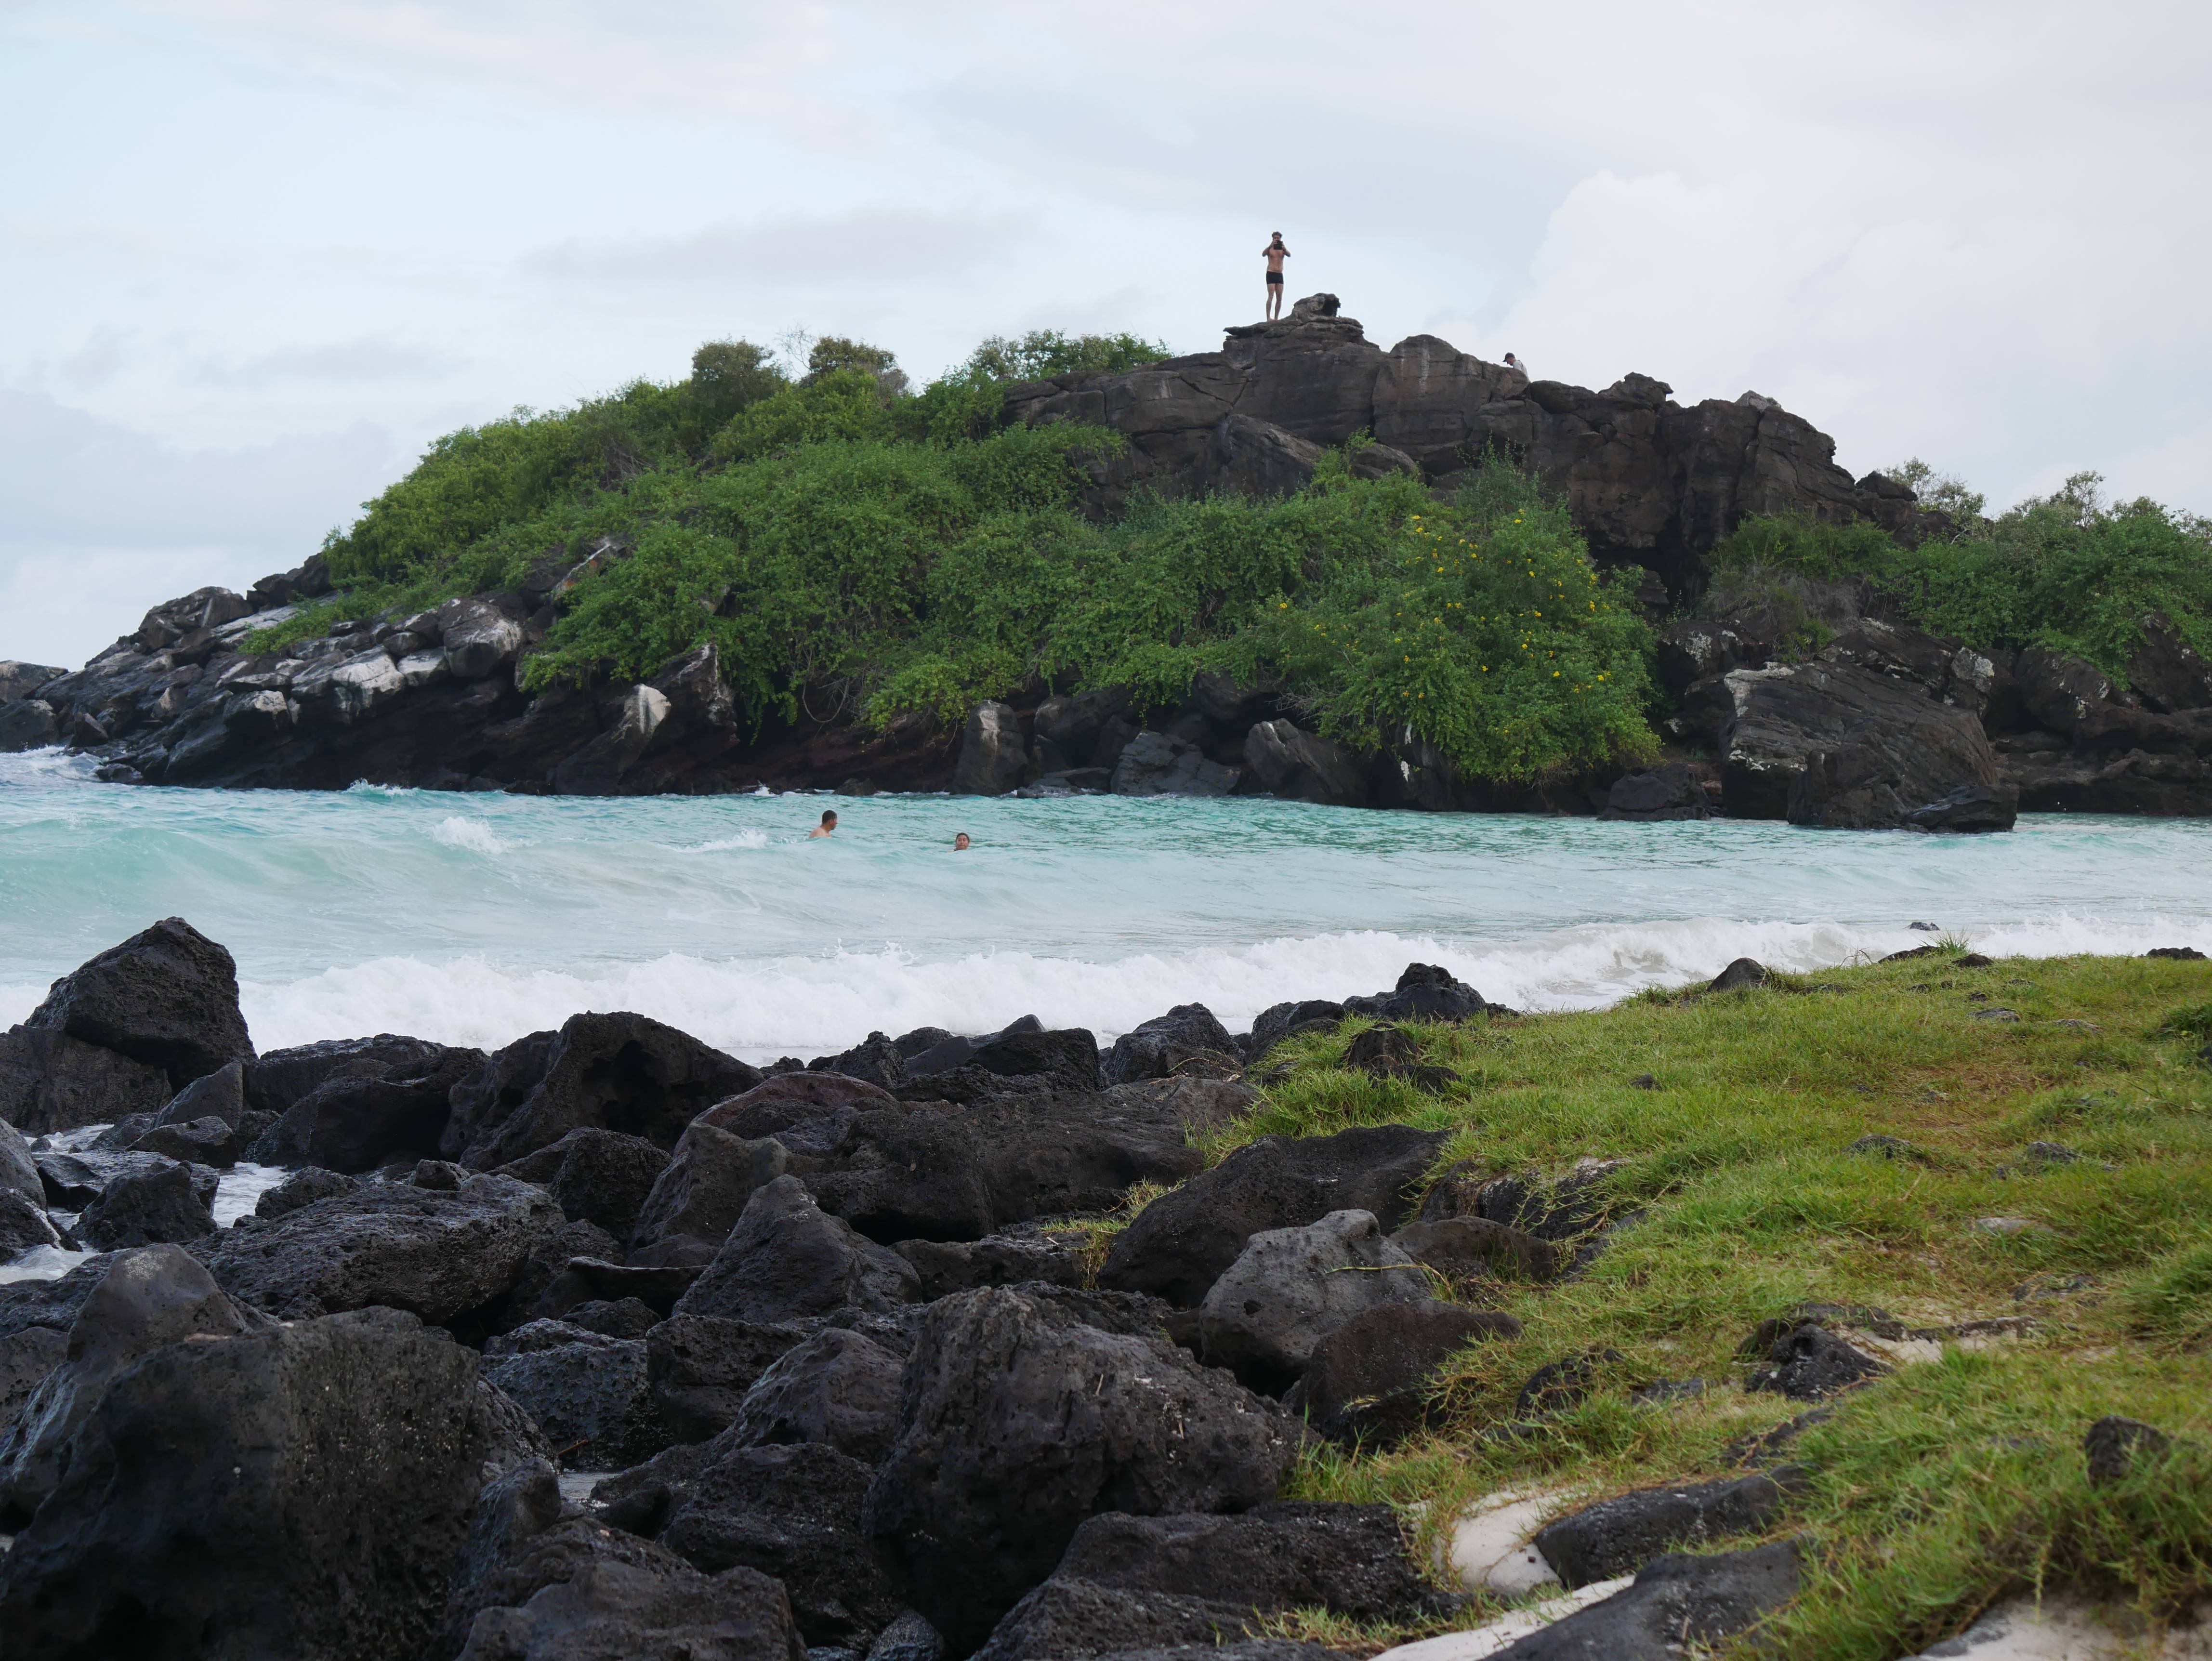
top-left (1182, 951), bottom-right (2212, 1655)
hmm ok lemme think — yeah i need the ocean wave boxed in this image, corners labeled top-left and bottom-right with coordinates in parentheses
top-left (671, 830), bottom-right (772, 853)
top-left (430, 816), bottom-right (514, 855)
top-left (233, 910), bottom-right (2212, 1064)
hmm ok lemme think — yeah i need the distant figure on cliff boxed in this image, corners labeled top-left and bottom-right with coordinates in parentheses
top-left (809, 809), bottom-right (837, 839)
top-left (1504, 352), bottom-right (1529, 379)
top-left (953, 832), bottom-right (971, 851)
top-left (1261, 233), bottom-right (1290, 319)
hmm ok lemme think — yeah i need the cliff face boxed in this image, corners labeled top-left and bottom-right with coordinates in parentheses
top-left (1003, 294), bottom-right (1945, 600)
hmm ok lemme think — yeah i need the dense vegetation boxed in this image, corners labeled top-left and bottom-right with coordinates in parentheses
top-left (1114, 949), bottom-right (2212, 1656)
top-left (291, 331), bottom-right (1659, 785)
top-left (1712, 468), bottom-right (2212, 687)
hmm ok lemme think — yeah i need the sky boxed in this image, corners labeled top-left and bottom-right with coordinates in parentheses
top-left (4, 0), bottom-right (2209, 668)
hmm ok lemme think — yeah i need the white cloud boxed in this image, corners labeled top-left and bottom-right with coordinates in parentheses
top-left (525, 209), bottom-right (1030, 289)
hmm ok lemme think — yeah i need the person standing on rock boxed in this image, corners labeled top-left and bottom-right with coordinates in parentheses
top-left (1261, 233), bottom-right (1290, 320)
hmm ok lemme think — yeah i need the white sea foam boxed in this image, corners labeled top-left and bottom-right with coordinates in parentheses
top-left (430, 816), bottom-right (513, 855)
top-left (671, 830), bottom-right (772, 853)
top-left (236, 910), bottom-right (2212, 1064)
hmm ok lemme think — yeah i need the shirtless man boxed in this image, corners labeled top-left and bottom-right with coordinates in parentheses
top-left (1261, 233), bottom-right (1290, 320)
top-left (808, 809), bottom-right (837, 839)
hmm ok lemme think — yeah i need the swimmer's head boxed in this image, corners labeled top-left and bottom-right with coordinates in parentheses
top-left (953, 832), bottom-right (971, 851)
top-left (820, 810), bottom-right (837, 828)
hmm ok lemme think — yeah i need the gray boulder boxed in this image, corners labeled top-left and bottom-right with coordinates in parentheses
top-left (149, 1056), bottom-right (247, 1128)
top-left (671, 1176), bottom-right (921, 1324)
top-left (78, 1159), bottom-right (219, 1249)
top-left (1103, 1003), bottom-right (1239, 1084)
top-left (1295, 1301), bottom-right (1521, 1446)
top-left (197, 1172), bottom-right (566, 1326)
top-left (0, 1305), bottom-right (547, 1661)
top-left (1243, 720), bottom-right (1368, 806)
top-left (1198, 1210), bottom-right (1433, 1394)
top-left (1602, 763), bottom-right (1710, 821)
top-left (0, 1189), bottom-right (64, 1263)
top-left (1110, 732), bottom-right (1238, 797)
top-left (645, 1314), bottom-right (814, 1443)
top-left (662, 1441), bottom-right (904, 1650)
top-left (479, 1334), bottom-right (668, 1471)
top-left (1389, 1216), bottom-right (1562, 1281)
top-left (443, 1013), bottom-right (762, 1169)
top-left (726, 1326), bottom-right (903, 1464)
top-left (1530, 1470), bottom-right (1804, 1588)
top-left (0, 1245), bottom-right (265, 1519)
top-left (19, 916), bottom-right (253, 1087)
top-left (894, 1233), bottom-right (1087, 1299)
top-left (1100, 1123), bottom-right (1446, 1307)
top-left (456, 1545), bottom-right (803, 1661)
top-left (0, 697), bottom-right (58, 751)
top-left (1489, 1540), bottom-right (1802, 1660)
top-left (249, 1041), bottom-right (485, 1172)
top-left (2127, 614), bottom-right (2212, 713)
top-left (497, 1125), bottom-right (671, 1241)
top-left (625, 1121), bottom-right (786, 1253)
top-left (0, 1116), bottom-right (44, 1204)
top-left (955, 701), bottom-right (1029, 796)
top-left (862, 1283), bottom-right (1299, 1652)
top-left (974, 1503), bottom-right (1446, 1661)
top-left (0, 1026), bottom-right (173, 1134)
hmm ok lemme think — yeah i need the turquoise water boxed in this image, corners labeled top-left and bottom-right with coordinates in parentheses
top-left (3, 748), bottom-right (2209, 1061)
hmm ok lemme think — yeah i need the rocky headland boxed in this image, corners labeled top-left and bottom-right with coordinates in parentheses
top-left (5, 295), bottom-right (2205, 826)
top-left (4, 920), bottom-right (2211, 1658)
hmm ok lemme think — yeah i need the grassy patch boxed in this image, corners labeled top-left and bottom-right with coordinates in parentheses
top-left (1205, 951), bottom-right (2212, 1654)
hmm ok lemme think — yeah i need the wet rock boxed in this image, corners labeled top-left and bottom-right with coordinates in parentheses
top-left (671, 1176), bottom-right (921, 1325)
top-left (455, 1551), bottom-right (803, 1661)
top-left (661, 1440), bottom-right (903, 1649)
top-left (0, 1188), bottom-right (64, 1263)
top-left (1708, 957), bottom-right (1768, 993)
top-left (496, 1126), bottom-right (671, 1240)
top-left (0, 1324), bottom-right (67, 1438)
top-left (863, 1283), bottom-right (1299, 1652)
top-left (1485, 1540), bottom-right (1802, 1660)
top-left (1104, 1003), bottom-right (1241, 1084)
top-left (2084, 1415), bottom-right (2173, 1485)
top-left (0, 1245), bottom-right (264, 1518)
top-left (479, 1334), bottom-right (668, 1471)
top-left (197, 1171), bottom-right (566, 1327)
top-left (1296, 1301), bottom-right (1520, 1446)
top-left (1110, 732), bottom-right (1238, 797)
top-left (974, 1503), bottom-right (1446, 1661)
top-left (625, 1121), bottom-right (787, 1253)
top-left (1198, 1209), bottom-right (1434, 1394)
top-left (254, 1165), bottom-right (358, 1218)
top-left (646, 1314), bottom-right (814, 1442)
top-left (968, 1026), bottom-right (1102, 1091)
top-left (1746, 1321), bottom-right (1890, 1401)
top-left (0, 1305), bottom-right (546, 1661)
top-left (894, 1233), bottom-right (1087, 1299)
top-left (245, 1032), bottom-right (453, 1116)
top-left (1602, 763), bottom-right (1711, 821)
top-left (1347, 962), bottom-right (1491, 1023)
top-left (1390, 1216), bottom-right (1562, 1282)
top-left (77, 1159), bottom-right (219, 1248)
top-left (955, 701), bottom-right (1029, 796)
top-left (1100, 1124), bottom-right (1446, 1307)
top-left (18, 916), bottom-right (253, 1087)
top-left (131, 1112), bottom-right (247, 1167)
top-left (250, 1041), bottom-right (487, 1173)
top-left (1243, 720), bottom-right (1368, 806)
top-left (35, 1146), bottom-right (198, 1209)
top-left (0, 1116), bottom-right (42, 1204)
top-left (1530, 1470), bottom-right (1804, 1588)
top-left (0, 1025), bottom-right (175, 1135)
top-left (149, 1056), bottom-right (247, 1129)
top-left (1717, 660), bottom-right (2009, 827)
top-left (443, 1013), bottom-right (762, 1170)
top-left (726, 1327), bottom-right (903, 1464)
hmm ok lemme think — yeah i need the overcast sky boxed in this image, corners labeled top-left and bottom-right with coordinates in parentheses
top-left (5, 1), bottom-right (2208, 667)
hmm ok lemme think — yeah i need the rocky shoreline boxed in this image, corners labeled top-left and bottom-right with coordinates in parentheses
top-left (5, 922), bottom-right (2208, 1658)
top-left (0, 922), bottom-right (1806, 1658)
top-left (4, 297), bottom-right (2204, 824)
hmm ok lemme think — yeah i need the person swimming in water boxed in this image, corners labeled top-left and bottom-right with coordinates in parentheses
top-left (953, 832), bottom-right (971, 851)
top-left (808, 810), bottom-right (837, 839)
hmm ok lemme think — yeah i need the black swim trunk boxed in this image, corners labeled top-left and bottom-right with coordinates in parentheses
top-left (1266, 271), bottom-right (1283, 284)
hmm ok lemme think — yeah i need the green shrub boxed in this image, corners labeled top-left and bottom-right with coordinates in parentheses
top-left (1713, 475), bottom-right (2212, 688)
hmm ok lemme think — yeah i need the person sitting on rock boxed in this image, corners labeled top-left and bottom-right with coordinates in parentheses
top-left (1504, 351), bottom-right (1529, 379)
top-left (1261, 232), bottom-right (1290, 320)
top-left (809, 809), bottom-right (837, 839)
